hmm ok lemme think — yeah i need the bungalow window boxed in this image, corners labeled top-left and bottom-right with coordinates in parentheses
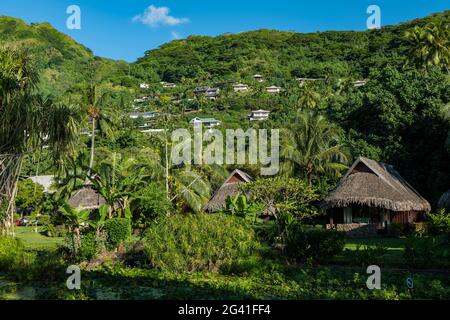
top-left (352, 206), bottom-right (381, 224)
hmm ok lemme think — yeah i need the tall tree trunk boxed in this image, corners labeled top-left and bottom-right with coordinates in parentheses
top-left (89, 118), bottom-right (96, 172)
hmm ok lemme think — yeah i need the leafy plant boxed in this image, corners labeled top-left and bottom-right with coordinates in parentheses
top-left (143, 214), bottom-right (261, 273)
top-left (223, 194), bottom-right (264, 222)
top-left (104, 218), bottom-right (131, 250)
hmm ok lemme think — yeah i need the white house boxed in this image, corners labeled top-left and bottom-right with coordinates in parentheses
top-left (233, 83), bottom-right (249, 93)
top-left (253, 74), bottom-right (264, 82)
top-left (296, 78), bottom-right (323, 87)
top-left (141, 129), bottom-right (166, 135)
top-left (190, 117), bottom-right (221, 129)
top-left (266, 86), bottom-right (282, 94)
top-left (249, 110), bottom-right (271, 121)
top-left (205, 88), bottom-right (220, 100)
top-left (162, 82), bottom-right (177, 88)
top-left (29, 176), bottom-right (55, 194)
top-left (140, 83), bottom-right (150, 89)
top-left (129, 111), bottom-right (161, 119)
top-left (353, 80), bottom-right (367, 87)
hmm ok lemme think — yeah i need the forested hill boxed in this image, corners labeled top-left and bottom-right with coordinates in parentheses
top-left (134, 10), bottom-right (450, 83)
top-left (0, 11), bottom-right (449, 95)
top-left (0, 16), bottom-right (132, 98)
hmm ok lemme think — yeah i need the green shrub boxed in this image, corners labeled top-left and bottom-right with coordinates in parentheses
top-left (104, 218), bottom-right (131, 250)
top-left (389, 223), bottom-right (415, 237)
top-left (80, 232), bottom-right (97, 261)
top-left (404, 237), bottom-right (437, 268)
top-left (0, 236), bottom-right (33, 273)
top-left (285, 224), bottom-right (346, 262)
top-left (143, 214), bottom-right (261, 273)
top-left (427, 210), bottom-right (450, 236)
top-left (37, 214), bottom-right (51, 226)
top-left (347, 244), bottom-right (388, 267)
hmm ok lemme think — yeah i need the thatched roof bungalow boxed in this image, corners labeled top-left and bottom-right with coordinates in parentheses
top-left (322, 157), bottom-right (430, 236)
top-left (204, 169), bottom-right (252, 213)
top-left (67, 186), bottom-right (106, 211)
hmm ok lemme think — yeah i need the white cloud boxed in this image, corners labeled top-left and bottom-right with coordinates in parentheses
top-left (133, 5), bottom-right (189, 28)
top-left (171, 31), bottom-right (182, 40)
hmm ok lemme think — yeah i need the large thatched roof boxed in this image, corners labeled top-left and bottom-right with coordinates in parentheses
top-left (322, 157), bottom-right (431, 212)
top-left (67, 186), bottom-right (106, 210)
top-left (438, 190), bottom-right (450, 211)
top-left (204, 169), bottom-right (252, 213)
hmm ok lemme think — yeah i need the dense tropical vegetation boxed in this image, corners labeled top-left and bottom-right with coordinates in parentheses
top-left (0, 11), bottom-right (449, 300)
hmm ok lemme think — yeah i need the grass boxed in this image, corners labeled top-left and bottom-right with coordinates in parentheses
top-left (331, 237), bottom-right (407, 266)
top-left (14, 226), bottom-right (64, 251)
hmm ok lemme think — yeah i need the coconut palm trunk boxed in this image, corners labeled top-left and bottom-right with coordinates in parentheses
top-left (89, 117), bottom-right (96, 171)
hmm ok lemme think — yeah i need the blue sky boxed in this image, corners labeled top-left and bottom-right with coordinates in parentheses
top-left (0, 0), bottom-right (448, 62)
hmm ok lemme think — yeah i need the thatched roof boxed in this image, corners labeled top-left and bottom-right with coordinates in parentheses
top-left (204, 169), bottom-right (252, 213)
top-left (322, 157), bottom-right (431, 212)
top-left (438, 190), bottom-right (450, 211)
top-left (67, 186), bottom-right (106, 210)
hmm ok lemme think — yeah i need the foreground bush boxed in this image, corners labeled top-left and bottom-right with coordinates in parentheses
top-left (403, 236), bottom-right (450, 268)
top-left (104, 218), bottom-right (131, 250)
top-left (143, 214), bottom-right (261, 273)
top-left (285, 224), bottom-right (346, 262)
top-left (0, 235), bottom-right (65, 282)
top-left (0, 236), bottom-right (33, 273)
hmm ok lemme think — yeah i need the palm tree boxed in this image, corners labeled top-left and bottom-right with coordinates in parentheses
top-left (0, 48), bottom-right (81, 236)
top-left (281, 110), bottom-right (349, 185)
top-left (60, 203), bottom-right (90, 255)
top-left (89, 152), bottom-right (154, 218)
top-left (83, 85), bottom-right (117, 171)
top-left (404, 22), bottom-right (450, 74)
top-left (297, 82), bottom-right (321, 110)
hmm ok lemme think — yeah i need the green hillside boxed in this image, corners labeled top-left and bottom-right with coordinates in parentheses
top-left (135, 10), bottom-right (450, 83)
top-left (0, 16), bottom-right (132, 98)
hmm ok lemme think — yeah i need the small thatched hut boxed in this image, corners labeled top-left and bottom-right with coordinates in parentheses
top-left (322, 157), bottom-right (430, 236)
top-left (438, 190), bottom-right (450, 211)
top-left (204, 169), bottom-right (252, 213)
top-left (67, 186), bottom-right (106, 210)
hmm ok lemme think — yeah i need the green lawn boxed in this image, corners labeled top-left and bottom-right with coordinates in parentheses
top-left (345, 237), bottom-right (406, 251)
top-left (333, 237), bottom-right (407, 266)
top-left (14, 226), bottom-right (64, 251)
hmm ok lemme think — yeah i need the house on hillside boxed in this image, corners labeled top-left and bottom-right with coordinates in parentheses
top-left (249, 109), bottom-right (270, 121)
top-left (233, 83), bottom-right (249, 93)
top-left (162, 82), bottom-right (177, 88)
top-left (190, 117), bottom-right (221, 129)
top-left (266, 86), bottom-right (282, 94)
top-left (193, 86), bottom-right (211, 94)
top-left (295, 77), bottom-right (323, 87)
top-left (253, 74), bottom-right (264, 82)
top-left (129, 112), bottom-right (160, 119)
top-left (353, 80), bottom-right (367, 88)
top-left (321, 157), bottom-right (431, 237)
top-left (205, 88), bottom-right (220, 100)
top-left (204, 169), bottom-right (253, 213)
top-left (140, 83), bottom-right (150, 89)
top-left (29, 175), bottom-right (55, 194)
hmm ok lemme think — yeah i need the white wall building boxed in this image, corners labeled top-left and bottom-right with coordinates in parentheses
top-left (233, 83), bottom-right (249, 93)
top-left (190, 117), bottom-right (221, 129)
top-left (249, 110), bottom-right (271, 121)
top-left (266, 86), bottom-right (282, 94)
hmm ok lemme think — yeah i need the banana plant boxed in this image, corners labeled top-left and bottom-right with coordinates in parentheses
top-left (224, 194), bottom-right (263, 223)
top-left (60, 203), bottom-right (90, 255)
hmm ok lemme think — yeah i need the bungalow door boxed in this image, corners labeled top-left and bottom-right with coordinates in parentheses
top-left (344, 207), bottom-right (352, 224)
